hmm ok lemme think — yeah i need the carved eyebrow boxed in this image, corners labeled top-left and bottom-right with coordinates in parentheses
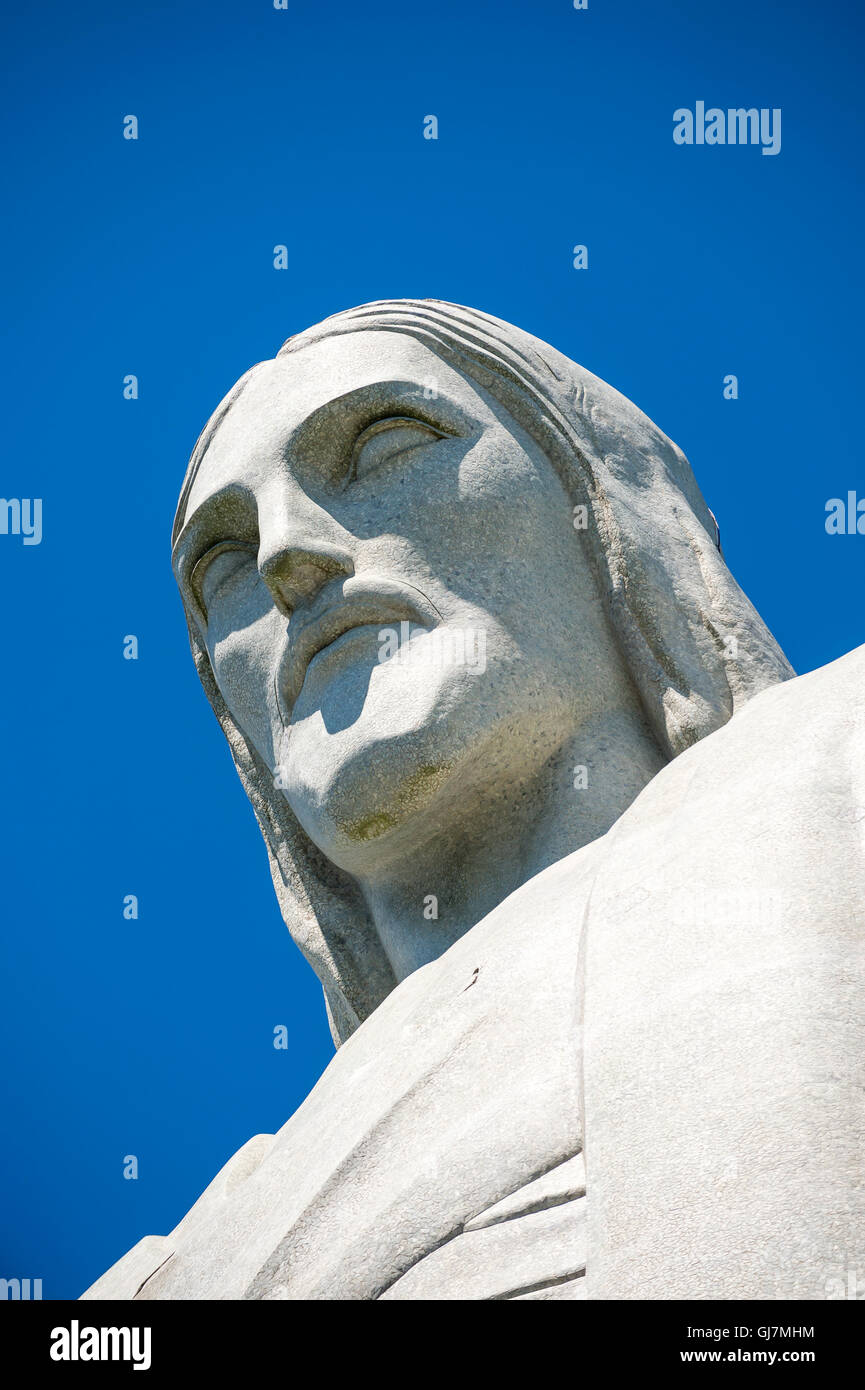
top-left (172, 482), bottom-right (258, 588)
top-left (287, 379), bottom-right (473, 480)
top-left (172, 380), bottom-right (475, 570)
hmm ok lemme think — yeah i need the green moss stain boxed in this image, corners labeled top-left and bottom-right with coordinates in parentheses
top-left (345, 810), bottom-right (398, 842)
top-left (344, 764), bottom-right (444, 842)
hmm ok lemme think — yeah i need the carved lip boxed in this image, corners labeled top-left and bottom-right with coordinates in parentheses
top-left (279, 575), bottom-right (441, 716)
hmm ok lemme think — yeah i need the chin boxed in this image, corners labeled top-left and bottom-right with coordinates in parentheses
top-left (279, 700), bottom-right (487, 875)
top-left (277, 645), bottom-right (520, 871)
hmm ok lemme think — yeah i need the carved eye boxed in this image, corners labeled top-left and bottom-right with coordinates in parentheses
top-left (350, 416), bottom-right (447, 482)
top-left (191, 542), bottom-right (258, 619)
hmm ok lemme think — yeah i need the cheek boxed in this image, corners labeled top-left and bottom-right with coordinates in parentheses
top-left (455, 430), bottom-right (575, 556)
top-left (207, 602), bottom-right (286, 770)
top-left (357, 431), bottom-right (576, 623)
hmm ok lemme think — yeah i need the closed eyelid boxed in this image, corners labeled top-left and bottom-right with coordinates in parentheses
top-left (348, 415), bottom-right (452, 481)
top-left (173, 484), bottom-right (258, 584)
top-left (287, 382), bottom-right (472, 485)
top-left (189, 540), bottom-right (258, 616)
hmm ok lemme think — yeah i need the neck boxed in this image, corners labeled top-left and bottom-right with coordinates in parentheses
top-left (356, 704), bottom-right (666, 982)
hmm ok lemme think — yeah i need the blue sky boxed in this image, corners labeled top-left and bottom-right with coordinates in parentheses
top-left (1, 0), bottom-right (863, 1298)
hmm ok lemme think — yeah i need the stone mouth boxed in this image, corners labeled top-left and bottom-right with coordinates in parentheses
top-left (278, 575), bottom-right (440, 715)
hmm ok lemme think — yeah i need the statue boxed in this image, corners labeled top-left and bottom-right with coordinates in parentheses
top-left (83, 300), bottom-right (865, 1300)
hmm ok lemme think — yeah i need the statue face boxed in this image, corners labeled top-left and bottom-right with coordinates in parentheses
top-left (175, 330), bottom-right (625, 877)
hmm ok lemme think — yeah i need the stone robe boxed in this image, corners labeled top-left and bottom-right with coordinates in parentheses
top-left (82, 645), bottom-right (865, 1300)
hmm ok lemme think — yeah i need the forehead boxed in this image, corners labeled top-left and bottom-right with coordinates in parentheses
top-left (183, 329), bottom-right (488, 515)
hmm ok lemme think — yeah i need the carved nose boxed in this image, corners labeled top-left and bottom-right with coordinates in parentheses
top-left (259, 544), bottom-right (353, 617)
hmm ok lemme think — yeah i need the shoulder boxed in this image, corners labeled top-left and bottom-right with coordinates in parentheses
top-left (616, 641), bottom-right (865, 840)
top-left (579, 644), bottom-right (865, 1298)
top-left (523, 642), bottom-right (865, 936)
top-left (726, 641), bottom-right (864, 745)
top-left (80, 1134), bottom-right (275, 1300)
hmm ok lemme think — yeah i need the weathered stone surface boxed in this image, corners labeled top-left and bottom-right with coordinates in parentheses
top-left (379, 1199), bottom-right (586, 1301)
top-left (462, 1152), bottom-right (585, 1232)
top-left (82, 302), bottom-right (865, 1300)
